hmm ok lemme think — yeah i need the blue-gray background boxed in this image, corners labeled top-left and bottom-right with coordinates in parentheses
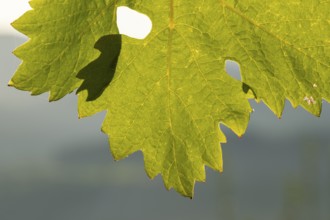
top-left (0, 35), bottom-right (329, 220)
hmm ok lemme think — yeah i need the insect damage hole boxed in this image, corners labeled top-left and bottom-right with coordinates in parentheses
top-left (116, 6), bottom-right (152, 40)
top-left (225, 60), bottom-right (241, 81)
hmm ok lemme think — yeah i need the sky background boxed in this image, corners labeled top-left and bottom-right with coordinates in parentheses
top-left (0, 0), bottom-right (31, 35)
top-left (0, 1), bottom-right (330, 220)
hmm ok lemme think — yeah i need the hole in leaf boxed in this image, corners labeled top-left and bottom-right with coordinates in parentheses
top-left (225, 60), bottom-right (241, 81)
top-left (116, 6), bottom-right (152, 40)
top-left (225, 60), bottom-right (256, 98)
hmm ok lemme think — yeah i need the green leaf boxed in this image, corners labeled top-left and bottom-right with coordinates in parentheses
top-left (9, 0), bottom-right (118, 100)
top-left (78, 33), bottom-right (252, 196)
top-left (78, 0), bottom-right (330, 197)
top-left (11, 0), bottom-right (330, 197)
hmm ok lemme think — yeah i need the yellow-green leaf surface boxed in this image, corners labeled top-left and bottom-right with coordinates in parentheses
top-left (9, 0), bottom-right (118, 100)
top-left (12, 0), bottom-right (330, 197)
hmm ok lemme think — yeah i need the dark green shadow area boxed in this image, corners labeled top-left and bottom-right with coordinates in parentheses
top-left (77, 35), bottom-right (121, 101)
top-left (243, 82), bottom-right (257, 99)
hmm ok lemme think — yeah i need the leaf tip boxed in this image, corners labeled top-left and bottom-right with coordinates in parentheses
top-left (10, 20), bottom-right (18, 30)
top-left (7, 80), bottom-right (14, 87)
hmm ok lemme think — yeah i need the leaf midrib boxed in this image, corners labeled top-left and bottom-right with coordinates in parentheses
top-left (166, 0), bottom-right (190, 196)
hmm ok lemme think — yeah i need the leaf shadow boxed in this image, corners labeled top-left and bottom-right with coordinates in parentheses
top-left (76, 34), bottom-right (121, 101)
top-left (242, 82), bottom-right (257, 98)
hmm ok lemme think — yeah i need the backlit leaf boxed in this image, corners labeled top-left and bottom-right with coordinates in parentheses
top-left (11, 0), bottom-right (330, 197)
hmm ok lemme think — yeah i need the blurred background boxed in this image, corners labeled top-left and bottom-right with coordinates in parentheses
top-left (0, 1), bottom-right (330, 220)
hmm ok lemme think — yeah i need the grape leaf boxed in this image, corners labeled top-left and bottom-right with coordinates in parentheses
top-left (11, 0), bottom-right (330, 197)
top-left (78, 32), bottom-right (252, 196)
top-left (78, 0), bottom-right (330, 196)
